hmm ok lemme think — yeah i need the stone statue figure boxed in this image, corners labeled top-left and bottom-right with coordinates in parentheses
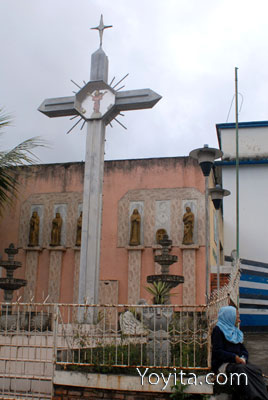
top-left (28, 211), bottom-right (40, 247)
top-left (129, 208), bottom-right (141, 246)
top-left (182, 206), bottom-right (194, 245)
top-left (156, 228), bottom-right (167, 244)
top-left (75, 212), bottom-right (82, 246)
top-left (119, 311), bottom-right (148, 336)
top-left (50, 212), bottom-right (62, 246)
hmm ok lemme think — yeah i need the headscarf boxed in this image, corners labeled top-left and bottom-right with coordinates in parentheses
top-left (216, 306), bottom-right (243, 344)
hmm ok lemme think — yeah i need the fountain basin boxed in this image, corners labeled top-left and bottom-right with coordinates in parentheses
top-left (0, 278), bottom-right (27, 291)
top-left (154, 254), bottom-right (178, 264)
top-left (147, 274), bottom-right (184, 289)
top-left (0, 261), bottom-right (22, 271)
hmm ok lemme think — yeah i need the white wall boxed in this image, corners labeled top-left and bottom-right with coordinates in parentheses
top-left (221, 127), bottom-right (268, 160)
top-left (222, 164), bottom-right (268, 263)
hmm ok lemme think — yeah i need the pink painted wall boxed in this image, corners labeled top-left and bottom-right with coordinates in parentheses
top-left (0, 157), bottom-right (206, 305)
top-left (101, 157), bottom-right (205, 304)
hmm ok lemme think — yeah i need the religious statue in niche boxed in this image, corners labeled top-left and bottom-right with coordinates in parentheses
top-left (50, 212), bottom-right (62, 246)
top-left (156, 228), bottom-right (167, 244)
top-left (90, 90), bottom-right (107, 117)
top-left (75, 212), bottom-right (83, 246)
top-left (182, 206), bottom-right (194, 245)
top-left (129, 209), bottom-right (141, 246)
top-left (28, 211), bottom-right (40, 247)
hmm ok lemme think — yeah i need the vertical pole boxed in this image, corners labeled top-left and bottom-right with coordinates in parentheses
top-left (235, 67), bottom-right (239, 261)
top-left (235, 68), bottom-right (240, 309)
top-left (216, 209), bottom-right (220, 294)
top-left (79, 119), bottom-right (106, 322)
top-left (52, 304), bottom-right (58, 396)
top-left (205, 175), bottom-right (209, 303)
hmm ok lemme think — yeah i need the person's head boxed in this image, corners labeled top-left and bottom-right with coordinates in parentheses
top-left (217, 305), bottom-right (243, 343)
top-left (186, 206), bottom-right (191, 212)
top-left (218, 306), bottom-right (237, 326)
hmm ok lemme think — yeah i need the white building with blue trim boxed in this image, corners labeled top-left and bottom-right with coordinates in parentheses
top-left (216, 121), bottom-right (268, 330)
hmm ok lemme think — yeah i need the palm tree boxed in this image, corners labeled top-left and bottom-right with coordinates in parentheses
top-left (0, 108), bottom-right (46, 214)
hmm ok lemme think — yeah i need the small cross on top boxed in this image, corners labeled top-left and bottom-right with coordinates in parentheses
top-left (91, 14), bottom-right (112, 48)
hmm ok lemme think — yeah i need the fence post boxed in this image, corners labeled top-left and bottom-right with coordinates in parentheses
top-left (207, 304), bottom-right (212, 369)
top-left (52, 304), bottom-right (59, 393)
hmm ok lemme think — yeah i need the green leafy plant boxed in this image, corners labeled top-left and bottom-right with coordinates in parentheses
top-left (170, 383), bottom-right (191, 399)
top-left (170, 383), bottom-right (209, 399)
top-left (64, 343), bottom-right (148, 374)
top-left (145, 281), bottom-right (174, 304)
top-left (0, 108), bottom-right (47, 214)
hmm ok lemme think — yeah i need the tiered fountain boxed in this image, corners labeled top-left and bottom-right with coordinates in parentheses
top-left (0, 244), bottom-right (27, 329)
top-left (0, 244), bottom-right (27, 307)
top-left (147, 234), bottom-right (184, 296)
top-left (145, 234), bottom-right (184, 365)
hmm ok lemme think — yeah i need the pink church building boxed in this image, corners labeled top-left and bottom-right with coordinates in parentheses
top-left (0, 156), bottom-right (222, 306)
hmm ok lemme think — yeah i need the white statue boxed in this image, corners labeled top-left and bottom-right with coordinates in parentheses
top-left (119, 311), bottom-right (148, 335)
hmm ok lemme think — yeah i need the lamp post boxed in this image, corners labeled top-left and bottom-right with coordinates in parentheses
top-left (209, 185), bottom-right (230, 294)
top-left (189, 145), bottom-right (223, 302)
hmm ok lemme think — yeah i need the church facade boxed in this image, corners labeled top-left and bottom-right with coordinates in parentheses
top-left (0, 156), bottom-right (223, 306)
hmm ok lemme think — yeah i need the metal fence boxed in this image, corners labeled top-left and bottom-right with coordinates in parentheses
top-left (55, 304), bottom-right (209, 371)
top-left (0, 302), bottom-right (210, 399)
top-left (0, 260), bottom-right (240, 398)
top-left (206, 259), bottom-right (241, 366)
top-left (54, 260), bottom-right (240, 373)
top-left (208, 258), bottom-right (241, 326)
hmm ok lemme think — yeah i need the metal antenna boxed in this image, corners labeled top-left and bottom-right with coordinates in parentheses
top-left (112, 73), bottom-right (129, 89)
top-left (66, 117), bottom-right (82, 134)
top-left (71, 79), bottom-right (82, 89)
top-left (109, 122), bottom-right (113, 128)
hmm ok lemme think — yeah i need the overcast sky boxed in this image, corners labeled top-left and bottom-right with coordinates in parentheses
top-left (1, 0), bottom-right (268, 164)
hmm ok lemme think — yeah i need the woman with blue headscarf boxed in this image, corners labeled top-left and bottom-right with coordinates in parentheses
top-left (212, 306), bottom-right (268, 399)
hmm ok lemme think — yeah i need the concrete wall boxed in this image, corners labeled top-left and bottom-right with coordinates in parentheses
top-left (53, 370), bottom-right (213, 397)
top-left (220, 125), bottom-right (268, 160)
top-left (0, 332), bottom-right (53, 398)
top-left (221, 164), bottom-right (268, 263)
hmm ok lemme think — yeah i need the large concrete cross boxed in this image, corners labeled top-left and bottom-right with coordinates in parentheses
top-left (39, 16), bottom-right (161, 311)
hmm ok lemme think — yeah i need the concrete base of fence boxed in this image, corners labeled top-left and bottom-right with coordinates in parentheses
top-left (53, 370), bottom-right (214, 396)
